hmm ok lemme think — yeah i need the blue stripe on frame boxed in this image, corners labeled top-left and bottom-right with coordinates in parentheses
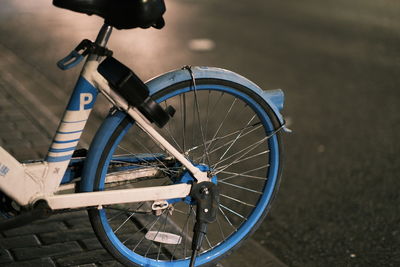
top-left (46, 154), bottom-right (73, 162)
top-left (49, 147), bottom-right (76, 153)
top-left (53, 139), bottom-right (80, 144)
top-left (56, 129), bottom-right (83, 134)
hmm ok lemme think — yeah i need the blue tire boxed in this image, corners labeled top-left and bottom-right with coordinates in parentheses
top-left (82, 76), bottom-right (282, 266)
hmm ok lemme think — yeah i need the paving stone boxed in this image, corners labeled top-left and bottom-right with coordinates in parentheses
top-left (39, 228), bottom-right (96, 245)
top-left (39, 210), bottom-right (88, 223)
top-left (28, 136), bottom-right (52, 147)
top-left (3, 222), bottom-right (68, 237)
top-left (219, 239), bottom-right (287, 267)
top-left (7, 257), bottom-right (56, 267)
top-left (0, 111), bottom-right (26, 121)
top-left (55, 249), bottom-right (113, 267)
top-left (27, 145), bottom-right (49, 159)
top-left (14, 121), bottom-right (41, 132)
top-left (72, 264), bottom-right (97, 267)
top-left (6, 114), bottom-right (28, 122)
top-left (65, 217), bottom-right (93, 229)
top-left (97, 260), bottom-right (125, 266)
top-left (2, 135), bottom-right (27, 145)
top-left (8, 149), bottom-right (40, 161)
top-left (2, 136), bottom-right (30, 147)
top-left (12, 241), bottom-right (82, 261)
top-left (0, 234), bottom-right (40, 249)
top-left (0, 124), bottom-right (15, 134)
top-left (7, 146), bottom-right (36, 159)
top-left (80, 238), bottom-right (103, 251)
top-left (0, 249), bottom-right (13, 264)
top-left (0, 99), bottom-right (13, 107)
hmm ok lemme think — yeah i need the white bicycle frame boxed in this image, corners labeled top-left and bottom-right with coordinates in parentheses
top-left (0, 25), bottom-right (208, 211)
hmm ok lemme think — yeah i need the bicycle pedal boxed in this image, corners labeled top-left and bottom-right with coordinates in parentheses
top-left (145, 231), bottom-right (182, 245)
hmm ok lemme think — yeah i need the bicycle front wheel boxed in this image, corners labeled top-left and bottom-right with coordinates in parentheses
top-left (87, 78), bottom-right (282, 266)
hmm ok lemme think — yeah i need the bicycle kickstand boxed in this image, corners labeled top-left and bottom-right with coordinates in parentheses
top-left (189, 182), bottom-right (219, 267)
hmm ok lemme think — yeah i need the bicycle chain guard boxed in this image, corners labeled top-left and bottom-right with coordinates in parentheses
top-left (98, 56), bottom-right (175, 128)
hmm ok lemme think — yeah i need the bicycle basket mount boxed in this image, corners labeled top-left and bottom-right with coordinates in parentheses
top-left (53, 0), bottom-right (166, 29)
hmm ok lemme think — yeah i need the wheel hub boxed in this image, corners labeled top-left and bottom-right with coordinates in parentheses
top-left (169, 164), bottom-right (217, 205)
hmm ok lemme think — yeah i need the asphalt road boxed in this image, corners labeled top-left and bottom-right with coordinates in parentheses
top-left (1, 0), bottom-right (399, 266)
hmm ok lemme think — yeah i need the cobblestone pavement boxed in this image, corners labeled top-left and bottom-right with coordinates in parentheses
top-left (0, 44), bottom-right (286, 267)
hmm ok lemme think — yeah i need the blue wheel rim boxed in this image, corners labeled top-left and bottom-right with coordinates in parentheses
top-left (96, 83), bottom-right (280, 266)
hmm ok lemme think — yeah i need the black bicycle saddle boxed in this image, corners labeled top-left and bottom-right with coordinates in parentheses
top-left (53, 0), bottom-right (166, 30)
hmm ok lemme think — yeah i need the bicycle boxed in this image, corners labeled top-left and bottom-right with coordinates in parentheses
top-left (0, 0), bottom-right (289, 266)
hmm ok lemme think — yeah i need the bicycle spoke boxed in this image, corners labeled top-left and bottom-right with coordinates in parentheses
top-left (213, 125), bottom-right (282, 172)
top-left (156, 211), bottom-right (170, 261)
top-left (114, 148), bottom-right (169, 173)
top-left (109, 204), bottom-right (146, 232)
top-left (220, 194), bottom-right (256, 207)
top-left (205, 97), bottom-right (237, 153)
top-left (219, 165), bottom-right (269, 182)
top-left (218, 206), bottom-right (236, 231)
top-left (132, 213), bottom-right (164, 251)
top-left (170, 208), bottom-right (192, 261)
top-left (212, 133), bottom-right (268, 169)
top-left (204, 91), bottom-right (225, 140)
top-left (172, 208), bottom-right (186, 215)
top-left (219, 114), bottom-right (257, 161)
top-left (191, 91), bottom-right (196, 154)
top-left (220, 204), bottom-right (247, 221)
top-left (207, 102), bottom-right (248, 154)
top-left (107, 210), bottom-right (128, 222)
top-left (191, 123), bottom-right (263, 161)
top-left (216, 215), bottom-right (226, 240)
top-left (204, 234), bottom-right (213, 251)
top-left (122, 215), bottom-right (153, 244)
top-left (162, 103), bottom-right (183, 152)
top-left (214, 150), bottom-right (269, 176)
top-left (105, 206), bottom-right (150, 214)
top-left (218, 180), bottom-right (263, 194)
top-left (180, 93), bottom-right (187, 153)
top-left (192, 81), bottom-right (212, 167)
top-left (144, 211), bottom-right (169, 257)
top-left (113, 211), bottom-right (137, 234)
top-left (118, 141), bottom-right (176, 176)
top-left (203, 90), bottom-right (211, 150)
top-left (184, 205), bottom-right (192, 259)
top-left (209, 122), bottom-right (262, 154)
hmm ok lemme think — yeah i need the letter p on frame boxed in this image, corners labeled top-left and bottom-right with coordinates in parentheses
top-left (80, 93), bottom-right (93, 111)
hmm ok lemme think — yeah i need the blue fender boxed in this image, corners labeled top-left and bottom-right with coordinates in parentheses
top-left (146, 66), bottom-right (285, 125)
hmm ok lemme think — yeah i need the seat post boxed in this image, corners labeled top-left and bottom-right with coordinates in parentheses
top-left (88, 23), bottom-right (113, 61)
